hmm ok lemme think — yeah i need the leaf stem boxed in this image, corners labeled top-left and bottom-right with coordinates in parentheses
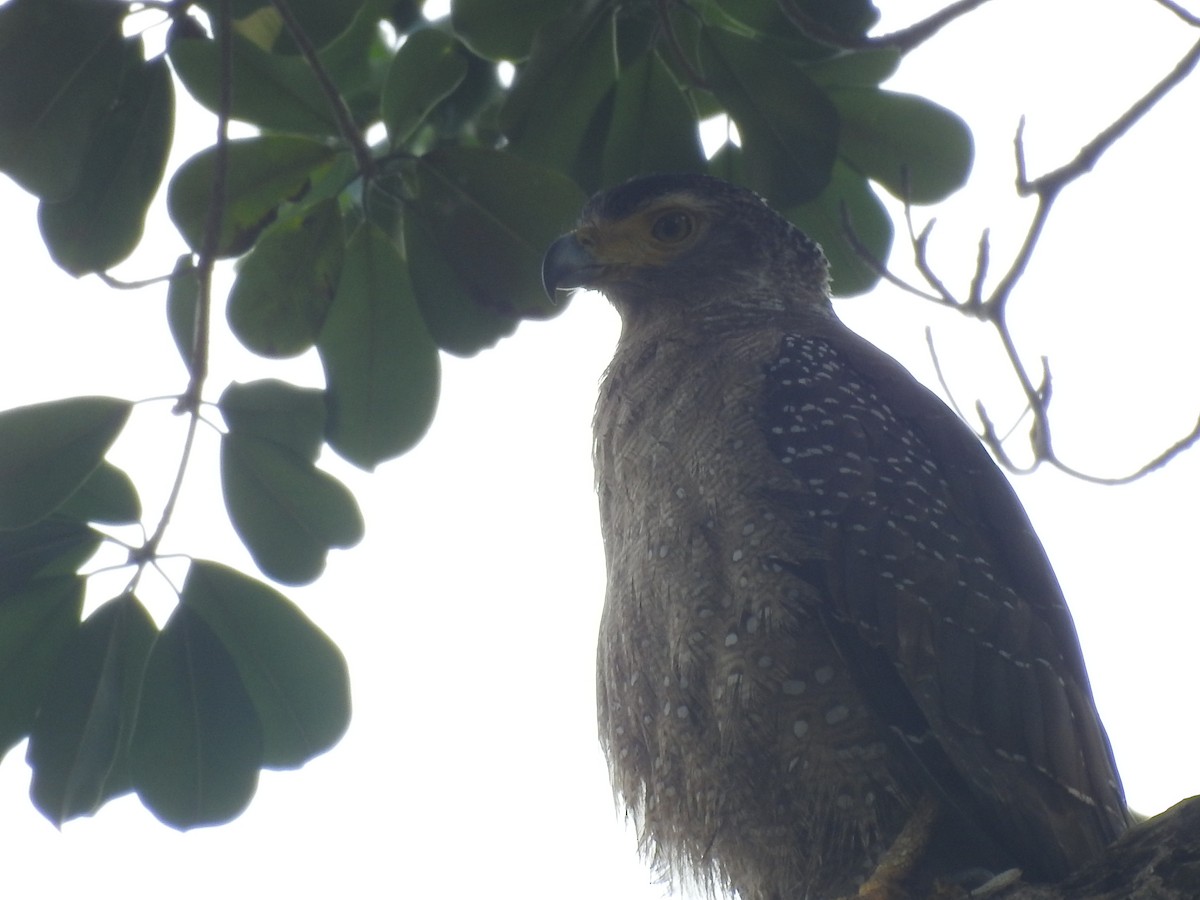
top-left (268, 0), bottom-right (375, 180)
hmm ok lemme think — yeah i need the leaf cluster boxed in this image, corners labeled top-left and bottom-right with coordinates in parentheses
top-left (0, 0), bottom-right (974, 828)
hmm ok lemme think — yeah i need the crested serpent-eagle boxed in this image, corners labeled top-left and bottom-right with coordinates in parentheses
top-left (541, 174), bottom-right (1130, 899)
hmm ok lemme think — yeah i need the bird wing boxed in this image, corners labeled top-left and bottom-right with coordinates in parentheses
top-left (759, 328), bottom-right (1129, 878)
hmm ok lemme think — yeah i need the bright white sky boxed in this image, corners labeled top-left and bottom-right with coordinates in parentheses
top-left (1, 1), bottom-right (1198, 897)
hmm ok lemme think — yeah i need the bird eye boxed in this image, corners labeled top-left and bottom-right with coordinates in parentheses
top-left (651, 211), bottom-right (695, 243)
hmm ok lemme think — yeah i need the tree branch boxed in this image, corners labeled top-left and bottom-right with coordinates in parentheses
top-left (778, 0), bottom-right (995, 53)
top-left (139, 0), bottom-right (233, 565)
top-left (268, 0), bottom-right (375, 179)
top-left (848, 33), bottom-right (1200, 483)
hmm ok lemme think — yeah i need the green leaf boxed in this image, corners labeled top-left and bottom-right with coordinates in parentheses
top-left (27, 594), bottom-right (156, 826)
top-left (130, 604), bottom-right (262, 830)
top-left (220, 432), bottom-right (364, 585)
top-left (218, 381), bottom-right (327, 461)
top-left (0, 396), bottom-right (132, 530)
top-left (405, 222), bottom-right (518, 356)
top-left (167, 136), bottom-right (342, 257)
top-left (318, 223), bottom-right (440, 469)
top-left (499, 6), bottom-right (617, 171)
top-left (181, 562), bottom-right (351, 768)
top-left (451, 0), bottom-right (572, 61)
top-left (381, 29), bottom-right (468, 147)
top-left (39, 50), bottom-right (175, 275)
top-left (166, 254), bottom-right (200, 369)
top-left (0, 0), bottom-right (125, 200)
top-left (699, 27), bottom-right (840, 207)
top-left (404, 147), bottom-right (587, 354)
top-left (56, 461), bottom-right (141, 526)
top-left (0, 576), bottom-right (85, 756)
top-left (314, 0), bottom-right (393, 124)
top-left (169, 33), bottom-right (339, 137)
top-left (716, 0), bottom-right (878, 41)
top-left (829, 88), bottom-right (974, 204)
top-left (803, 48), bottom-right (901, 87)
top-left (193, 0), bottom-right (370, 53)
top-left (226, 198), bottom-right (345, 358)
top-left (786, 160), bottom-right (892, 297)
top-left (0, 519), bottom-right (101, 597)
top-left (602, 50), bottom-right (705, 186)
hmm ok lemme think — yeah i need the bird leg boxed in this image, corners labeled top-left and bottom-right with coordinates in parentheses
top-left (854, 793), bottom-right (941, 900)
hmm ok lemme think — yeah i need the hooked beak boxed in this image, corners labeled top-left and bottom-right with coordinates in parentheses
top-left (541, 232), bottom-right (601, 302)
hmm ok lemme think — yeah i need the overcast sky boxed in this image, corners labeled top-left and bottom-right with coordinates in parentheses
top-left (1, 1), bottom-right (1198, 897)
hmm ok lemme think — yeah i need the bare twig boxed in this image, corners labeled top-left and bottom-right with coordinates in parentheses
top-left (923, 327), bottom-right (971, 424)
top-left (97, 271), bottom-right (173, 290)
top-left (778, 0), bottom-right (994, 53)
top-left (838, 202), bottom-right (946, 304)
top-left (139, 0), bottom-right (234, 565)
top-left (1150, 0), bottom-right (1200, 30)
top-left (1020, 36), bottom-right (1200, 199)
top-left (847, 34), bottom-right (1200, 483)
top-left (268, 0), bottom-right (375, 179)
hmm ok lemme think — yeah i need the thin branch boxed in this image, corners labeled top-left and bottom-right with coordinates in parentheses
top-left (139, 390), bottom-right (202, 564)
top-left (268, 0), bottom-right (374, 179)
top-left (140, 0), bottom-right (233, 563)
top-left (97, 271), bottom-right (174, 291)
top-left (778, 0), bottom-right (994, 53)
top-left (923, 327), bottom-right (971, 423)
top-left (1152, 0), bottom-right (1200, 30)
top-left (838, 202), bottom-right (946, 304)
top-left (1021, 36), bottom-right (1200, 198)
top-left (844, 34), bottom-right (1200, 483)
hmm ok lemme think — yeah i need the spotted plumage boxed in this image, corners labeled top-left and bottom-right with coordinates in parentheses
top-left (542, 173), bottom-right (1129, 899)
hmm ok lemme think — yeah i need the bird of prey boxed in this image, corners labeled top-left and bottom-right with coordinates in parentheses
top-left (541, 174), bottom-right (1130, 899)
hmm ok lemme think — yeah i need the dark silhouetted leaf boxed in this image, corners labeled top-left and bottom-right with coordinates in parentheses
top-left (699, 27), bottom-right (840, 207)
top-left (787, 160), bottom-right (892, 297)
top-left (830, 88), bottom-right (974, 204)
top-left (0, 519), bottom-right (100, 596)
top-left (0, 576), bottom-right (85, 756)
top-left (182, 562), bottom-right (351, 768)
top-left (405, 223), bottom-right (518, 356)
top-left (404, 147), bottom-right (586, 354)
top-left (723, 0), bottom-right (879, 40)
top-left (168, 136), bottom-right (342, 257)
top-left (0, 0), bottom-right (125, 200)
top-left (318, 223), bottom-right (440, 469)
top-left (166, 254), bottom-right (200, 369)
top-left (0, 396), bottom-right (132, 530)
top-left (382, 28), bottom-right (468, 147)
top-left (803, 47), bottom-right (901, 87)
top-left (451, 0), bottom-right (572, 61)
top-left (130, 605), bottom-right (262, 830)
top-left (221, 432), bottom-right (363, 585)
top-left (602, 51), bottom-right (705, 186)
top-left (499, 6), bottom-right (616, 170)
top-left (192, 0), bottom-right (370, 53)
top-left (39, 50), bottom-right (174, 275)
top-left (227, 198), bottom-right (345, 358)
top-left (27, 594), bottom-right (156, 825)
top-left (56, 461), bottom-right (141, 526)
top-left (218, 381), bottom-right (327, 461)
top-left (170, 33), bottom-right (339, 137)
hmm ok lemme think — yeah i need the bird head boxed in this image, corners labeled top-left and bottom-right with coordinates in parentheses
top-left (542, 173), bottom-right (831, 327)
